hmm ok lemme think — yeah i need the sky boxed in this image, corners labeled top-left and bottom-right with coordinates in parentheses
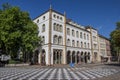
top-left (0, 0), bottom-right (120, 38)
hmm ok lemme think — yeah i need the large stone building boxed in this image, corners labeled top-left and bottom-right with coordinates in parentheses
top-left (33, 8), bottom-right (111, 65)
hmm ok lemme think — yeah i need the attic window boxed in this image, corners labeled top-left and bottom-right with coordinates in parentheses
top-left (60, 17), bottom-right (63, 20)
top-left (57, 16), bottom-right (59, 19)
top-left (53, 14), bottom-right (56, 18)
top-left (37, 19), bottom-right (39, 23)
top-left (43, 16), bottom-right (45, 20)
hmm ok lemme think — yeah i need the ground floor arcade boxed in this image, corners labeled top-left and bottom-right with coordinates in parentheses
top-left (37, 48), bottom-right (93, 65)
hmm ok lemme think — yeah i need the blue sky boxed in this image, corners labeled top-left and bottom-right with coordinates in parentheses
top-left (0, 0), bottom-right (120, 38)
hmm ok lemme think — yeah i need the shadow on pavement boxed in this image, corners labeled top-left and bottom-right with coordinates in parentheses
top-left (104, 62), bottom-right (120, 67)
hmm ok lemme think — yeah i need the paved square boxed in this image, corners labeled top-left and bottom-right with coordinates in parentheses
top-left (0, 65), bottom-right (120, 80)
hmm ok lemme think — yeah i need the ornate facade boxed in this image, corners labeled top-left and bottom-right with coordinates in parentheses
top-left (33, 8), bottom-right (111, 65)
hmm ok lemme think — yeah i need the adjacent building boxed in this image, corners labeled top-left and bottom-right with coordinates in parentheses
top-left (33, 8), bottom-right (111, 65)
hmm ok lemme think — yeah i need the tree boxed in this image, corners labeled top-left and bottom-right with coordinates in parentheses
top-left (0, 3), bottom-right (40, 62)
top-left (110, 22), bottom-right (120, 63)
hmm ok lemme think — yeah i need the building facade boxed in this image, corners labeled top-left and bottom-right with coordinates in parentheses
top-left (33, 8), bottom-right (111, 65)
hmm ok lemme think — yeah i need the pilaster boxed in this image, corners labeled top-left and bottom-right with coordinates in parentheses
top-left (48, 8), bottom-right (52, 65)
top-left (63, 12), bottom-right (67, 64)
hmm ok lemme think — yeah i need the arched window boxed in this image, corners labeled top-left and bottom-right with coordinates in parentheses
top-left (67, 39), bottom-right (70, 46)
top-left (43, 16), bottom-right (45, 20)
top-left (58, 36), bottom-right (63, 45)
top-left (76, 31), bottom-right (79, 38)
top-left (84, 33), bottom-right (86, 39)
top-left (84, 42), bottom-right (86, 48)
top-left (42, 24), bottom-right (45, 32)
top-left (59, 25), bottom-right (63, 32)
top-left (81, 42), bottom-right (83, 48)
top-left (57, 16), bottom-right (59, 19)
top-left (67, 28), bottom-right (70, 35)
top-left (87, 34), bottom-right (89, 40)
top-left (72, 30), bottom-right (75, 37)
top-left (77, 41), bottom-right (79, 47)
top-left (37, 19), bottom-right (39, 23)
top-left (56, 24), bottom-right (59, 31)
top-left (53, 14), bottom-right (56, 18)
top-left (72, 40), bottom-right (75, 47)
top-left (53, 35), bottom-right (58, 44)
top-left (53, 23), bottom-right (56, 31)
top-left (60, 17), bottom-right (63, 20)
top-left (88, 43), bottom-right (90, 48)
top-left (80, 32), bottom-right (82, 38)
top-left (42, 36), bottom-right (45, 45)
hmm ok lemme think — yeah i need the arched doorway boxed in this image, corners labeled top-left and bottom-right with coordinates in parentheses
top-left (67, 50), bottom-right (71, 64)
top-left (53, 49), bottom-right (62, 64)
top-left (84, 52), bottom-right (87, 63)
top-left (41, 49), bottom-right (46, 65)
top-left (88, 52), bottom-right (90, 63)
top-left (33, 50), bottom-right (39, 64)
top-left (81, 52), bottom-right (84, 63)
top-left (77, 51), bottom-right (80, 64)
top-left (72, 51), bottom-right (75, 63)
top-left (94, 52), bottom-right (97, 62)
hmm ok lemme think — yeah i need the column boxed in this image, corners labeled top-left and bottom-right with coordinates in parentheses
top-left (71, 53), bottom-right (72, 63)
top-left (59, 51), bottom-right (61, 64)
top-left (75, 53), bottom-right (77, 64)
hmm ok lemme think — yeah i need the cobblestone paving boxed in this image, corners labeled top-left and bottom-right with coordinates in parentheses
top-left (0, 65), bottom-right (120, 80)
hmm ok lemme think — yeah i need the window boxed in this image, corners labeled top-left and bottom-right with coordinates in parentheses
top-left (87, 34), bottom-right (89, 40)
top-left (67, 28), bottom-right (70, 35)
top-left (93, 44), bottom-right (97, 49)
top-left (72, 30), bottom-right (75, 37)
top-left (72, 40), bottom-right (75, 47)
top-left (53, 23), bottom-right (63, 32)
top-left (60, 17), bottom-right (63, 20)
top-left (93, 36), bottom-right (97, 41)
top-left (84, 42), bottom-right (86, 48)
top-left (76, 31), bottom-right (79, 38)
top-left (88, 43), bottom-right (90, 48)
top-left (58, 36), bottom-right (63, 45)
top-left (53, 35), bottom-right (58, 44)
top-left (59, 25), bottom-right (63, 32)
top-left (43, 16), bottom-right (45, 20)
top-left (53, 23), bottom-right (56, 31)
top-left (80, 32), bottom-right (82, 38)
top-left (84, 33), bottom-right (86, 40)
top-left (53, 14), bottom-right (56, 18)
top-left (42, 24), bottom-right (45, 32)
top-left (37, 19), bottom-right (39, 23)
top-left (56, 24), bottom-right (59, 31)
top-left (77, 41), bottom-right (79, 47)
top-left (57, 16), bottom-right (59, 19)
top-left (81, 42), bottom-right (83, 48)
top-left (42, 36), bottom-right (45, 45)
top-left (67, 39), bottom-right (70, 46)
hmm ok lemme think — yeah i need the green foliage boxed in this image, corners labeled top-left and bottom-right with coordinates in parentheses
top-left (110, 22), bottom-right (120, 57)
top-left (0, 3), bottom-right (40, 61)
top-left (116, 22), bottom-right (120, 30)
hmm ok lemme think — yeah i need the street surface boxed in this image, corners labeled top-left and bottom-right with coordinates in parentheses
top-left (0, 64), bottom-right (120, 80)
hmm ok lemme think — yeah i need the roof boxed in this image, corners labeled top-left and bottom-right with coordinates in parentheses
top-left (99, 34), bottom-right (110, 40)
top-left (33, 8), bottom-right (64, 21)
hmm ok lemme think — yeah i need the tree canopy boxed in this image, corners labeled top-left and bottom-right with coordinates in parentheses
top-left (111, 22), bottom-right (120, 48)
top-left (110, 21), bottom-right (120, 63)
top-left (0, 3), bottom-right (40, 62)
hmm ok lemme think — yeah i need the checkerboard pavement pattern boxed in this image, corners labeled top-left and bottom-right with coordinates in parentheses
top-left (0, 66), bottom-right (119, 80)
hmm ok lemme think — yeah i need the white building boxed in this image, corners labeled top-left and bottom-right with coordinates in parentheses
top-left (33, 8), bottom-right (111, 65)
